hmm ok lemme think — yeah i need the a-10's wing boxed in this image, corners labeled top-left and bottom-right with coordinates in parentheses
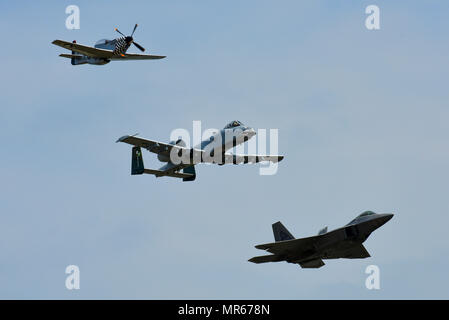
top-left (222, 154), bottom-right (284, 164)
top-left (117, 136), bottom-right (284, 165)
top-left (52, 40), bottom-right (114, 58)
top-left (116, 135), bottom-right (192, 157)
top-left (111, 52), bottom-right (166, 60)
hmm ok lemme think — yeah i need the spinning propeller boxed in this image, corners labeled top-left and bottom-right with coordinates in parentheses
top-left (115, 24), bottom-right (145, 52)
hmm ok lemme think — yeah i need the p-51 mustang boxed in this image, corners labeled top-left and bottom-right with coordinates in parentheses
top-left (116, 121), bottom-right (284, 181)
top-left (249, 211), bottom-right (393, 268)
top-left (52, 24), bottom-right (166, 65)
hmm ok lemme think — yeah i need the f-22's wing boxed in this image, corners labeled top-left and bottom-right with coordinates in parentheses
top-left (326, 244), bottom-right (371, 259)
top-left (255, 235), bottom-right (319, 254)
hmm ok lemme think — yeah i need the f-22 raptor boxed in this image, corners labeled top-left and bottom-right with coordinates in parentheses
top-left (249, 211), bottom-right (393, 268)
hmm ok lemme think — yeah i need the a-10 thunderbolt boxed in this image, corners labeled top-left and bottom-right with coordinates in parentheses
top-left (52, 24), bottom-right (165, 65)
top-left (249, 211), bottom-right (393, 268)
top-left (116, 120), bottom-right (284, 181)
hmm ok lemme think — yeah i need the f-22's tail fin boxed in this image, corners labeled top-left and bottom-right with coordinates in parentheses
top-left (272, 221), bottom-right (295, 242)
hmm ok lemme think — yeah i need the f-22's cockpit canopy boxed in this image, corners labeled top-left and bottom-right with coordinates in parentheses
top-left (358, 211), bottom-right (376, 217)
top-left (224, 120), bottom-right (244, 129)
top-left (346, 211), bottom-right (377, 225)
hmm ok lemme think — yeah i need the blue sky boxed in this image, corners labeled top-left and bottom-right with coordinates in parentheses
top-left (1, 1), bottom-right (449, 299)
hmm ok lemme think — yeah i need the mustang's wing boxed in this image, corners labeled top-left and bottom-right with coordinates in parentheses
top-left (116, 135), bottom-right (187, 156)
top-left (223, 154), bottom-right (284, 164)
top-left (110, 53), bottom-right (166, 60)
top-left (52, 40), bottom-right (114, 58)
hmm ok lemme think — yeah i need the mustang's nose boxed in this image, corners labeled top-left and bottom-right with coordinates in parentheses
top-left (125, 36), bottom-right (133, 43)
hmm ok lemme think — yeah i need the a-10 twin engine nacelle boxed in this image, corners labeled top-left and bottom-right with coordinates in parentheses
top-left (157, 139), bottom-right (186, 162)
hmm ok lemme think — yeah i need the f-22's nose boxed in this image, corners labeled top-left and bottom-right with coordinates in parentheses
top-left (376, 213), bottom-right (394, 227)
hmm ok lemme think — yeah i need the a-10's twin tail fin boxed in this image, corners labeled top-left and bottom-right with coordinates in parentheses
top-left (130, 146), bottom-right (196, 181)
top-left (131, 146), bottom-right (145, 175)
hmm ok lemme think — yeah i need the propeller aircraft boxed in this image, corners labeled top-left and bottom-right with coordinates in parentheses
top-left (52, 24), bottom-right (166, 65)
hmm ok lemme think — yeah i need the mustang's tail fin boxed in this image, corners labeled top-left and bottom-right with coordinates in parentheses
top-left (131, 146), bottom-right (145, 175)
top-left (71, 40), bottom-right (77, 65)
top-left (272, 221), bottom-right (294, 242)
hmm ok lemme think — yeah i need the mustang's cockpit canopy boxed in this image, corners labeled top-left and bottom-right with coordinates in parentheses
top-left (95, 39), bottom-right (111, 46)
top-left (224, 120), bottom-right (244, 129)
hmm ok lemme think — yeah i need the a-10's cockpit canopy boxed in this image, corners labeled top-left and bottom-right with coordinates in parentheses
top-left (224, 120), bottom-right (244, 129)
top-left (358, 211), bottom-right (376, 217)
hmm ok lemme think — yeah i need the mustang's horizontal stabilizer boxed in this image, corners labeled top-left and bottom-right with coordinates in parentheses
top-left (182, 165), bottom-right (196, 182)
top-left (59, 53), bottom-right (83, 59)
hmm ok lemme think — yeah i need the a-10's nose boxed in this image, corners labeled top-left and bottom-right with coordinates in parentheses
top-left (243, 127), bottom-right (256, 137)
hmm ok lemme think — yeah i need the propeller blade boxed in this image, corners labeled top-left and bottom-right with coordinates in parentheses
top-left (131, 24), bottom-right (138, 37)
top-left (115, 28), bottom-right (125, 36)
top-left (133, 41), bottom-right (145, 52)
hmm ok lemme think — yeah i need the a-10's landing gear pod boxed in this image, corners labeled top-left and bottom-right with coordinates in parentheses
top-left (116, 121), bottom-right (284, 182)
